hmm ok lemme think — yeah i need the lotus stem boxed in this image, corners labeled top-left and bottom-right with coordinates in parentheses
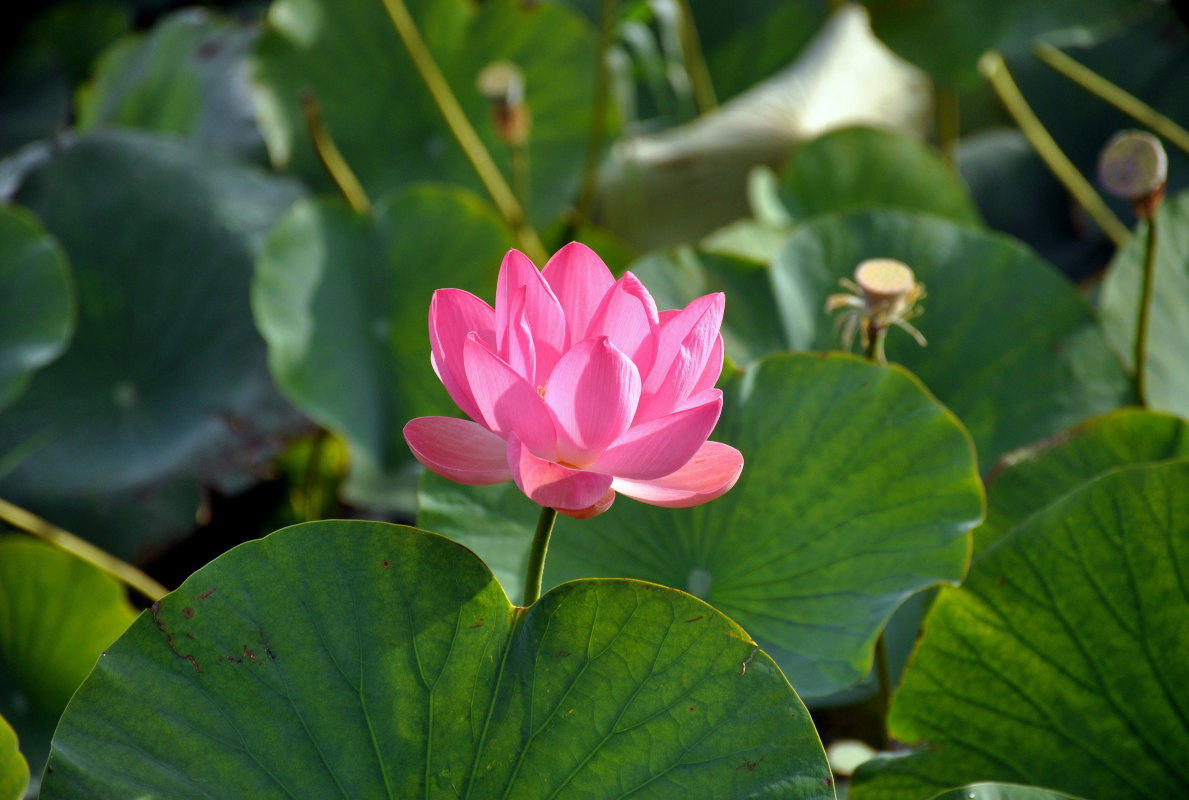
top-left (1135, 215), bottom-right (1158, 406)
top-left (937, 86), bottom-right (960, 169)
top-left (1033, 43), bottom-right (1189, 157)
top-left (300, 90), bottom-right (372, 215)
top-left (569, 0), bottom-right (619, 237)
top-left (522, 506), bottom-right (558, 607)
top-left (380, 0), bottom-right (548, 264)
top-left (0, 497), bottom-right (168, 602)
top-left (674, 0), bottom-right (716, 114)
top-left (979, 51), bottom-right (1130, 248)
top-left (873, 632), bottom-right (893, 749)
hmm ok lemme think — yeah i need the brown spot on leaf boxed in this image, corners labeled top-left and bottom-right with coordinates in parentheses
top-left (684, 615), bottom-right (704, 623)
top-left (557, 651), bottom-right (571, 658)
top-left (822, 775), bottom-right (834, 787)
top-left (182, 606), bottom-right (195, 619)
top-left (382, 560), bottom-right (390, 569)
top-left (688, 706), bottom-right (696, 712)
top-left (199, 588), bottom-right (216, 600)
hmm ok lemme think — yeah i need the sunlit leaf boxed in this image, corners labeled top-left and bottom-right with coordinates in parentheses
top-left (0, 536), bottom-right (137, 789)
top-left (851, 460), bottom-right (1189, 800)
top-left (977, 409), bottom-right (1189, 554)
top-left (42, 521), bottom-right (835, 799)
top-left (0, 714), bottom-right (27, 800)
top-left (929, 785), bottom-right (1085, 800)
top-left (421, 353), bottom-right (983, 699)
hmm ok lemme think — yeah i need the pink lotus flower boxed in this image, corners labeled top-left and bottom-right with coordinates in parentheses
top-left (403, 243), bottom-right (743, 519)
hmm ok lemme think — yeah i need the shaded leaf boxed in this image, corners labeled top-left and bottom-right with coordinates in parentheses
top-left (0, 130), bottom-right (305, 557)
top-left (0, 204), bottom-right (73, 412)
top-left (930, 785), bottom-right (1085, 800)
top-left (421, 353), bottom-right (983, 699)
top-left (852, 460), bottom-right (1189, 800)
top-left (861, 0), bottom-right (1148, 87)
top-left (42, 520), bottom-right (834, 799)
top-left (77, 8), bottom-right (268, 163)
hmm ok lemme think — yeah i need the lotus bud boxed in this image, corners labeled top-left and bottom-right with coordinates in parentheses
top-left (477, 60), bottom-right (531, 146)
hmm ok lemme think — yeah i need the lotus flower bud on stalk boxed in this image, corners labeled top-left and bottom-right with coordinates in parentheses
top-left (477, 60), bottom-right (531, 147)
top-left (1098, 129), bottom-right (1168, 219)
top-left (826, 258), bottom-right (926, 365)
top-left (404, 243), bottom-right (743, 519)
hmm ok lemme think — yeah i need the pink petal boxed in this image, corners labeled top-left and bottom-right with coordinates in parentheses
top-left (557, 487), bottom-right (616, 519)
top-left (611, 441), bottom-right (743, 508)
top-left (593, 389), bottom-right (722, 480)
top-left (584, 271), bottom-right (660, 375)
top-left (504, 286), bottom-right (537, 383)
top-left (544, 337), bottom-right (641, 467)
top-left (462, 334), bottom-right (557, 458)
top-left (495, 250), bottom-right (566, 383)
top-left (428, 289), bottom-right (496, 423)
top-left (541, 242), bottom-right (616, 343)
top-left (690, 333), bottom-right (725, 396)
top-left (636, 293), bottom-right (725, 423)
top-left (403, 417), bottom-right (513, 485)
top-left (507, 433), bottom-right (614, 510)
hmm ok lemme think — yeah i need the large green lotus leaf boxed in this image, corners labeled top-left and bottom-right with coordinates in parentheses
top-left (769, 210), bottom-right (1132, 471)
top-left (781, 127), bottom-right (981, 225)
top-left (851, 460), bottom-right (1189, 800)
top-left (0, 536), bottom-right (137, 789)
top-left (930, 786), bottom-right (1084, 800)
top-left (0, 714), bottom-right (27, 800)
top-left (0, 130), bottom-right (305, 557)
top-left (861, 0), bottom-right (1147, 87)
top-left (0, 204), bottom-right (73, 412)
top-left (1100, 191), bottom-right (1189, 419)
top-left (76, 8), bottom-right (267, 163)
top-left (252, 186), bottom-right (515, 505)
top-left (41, 520), bottom-right (834, 799)
top-left (421, 353), bottom-right (983, 699)
top-left (977, 409), bottom-right (1189, 554)
top-left (252, 0), bottom-right (597, 228)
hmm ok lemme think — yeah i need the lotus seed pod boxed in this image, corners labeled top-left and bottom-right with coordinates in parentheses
top-left (1098, 130), bottom-right (1167, 200)
top-left (855, 258), bottom-right (916, 310)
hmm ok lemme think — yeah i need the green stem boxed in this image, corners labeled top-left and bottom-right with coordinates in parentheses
top-left (569, 0), bottom-right (619, 237)
top-left (979, 51), bottom-right (1130, 248)
top-left (380, 0), bottom-right (548, 264)
top-left (937, 86), bottom-right (960, 169)
top-left (873, 632), bottom-right (893, 749)
top-left (522, 506), bottom-right (559, 607)
top-left (510, 144), bottom-right (531, 214)
top-left (865, 324), bottom-right (888, 366)
top-left (301, 91), bottom-right (372, 215)
top-left (1033, 43), bottom-right (1189, 157)
top-left (1135, 214), bottom-right (1158, 406)
top-left (674, 0), bottom-right (717, 114)
top-left (0, 497), bottom-right (168, 601)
